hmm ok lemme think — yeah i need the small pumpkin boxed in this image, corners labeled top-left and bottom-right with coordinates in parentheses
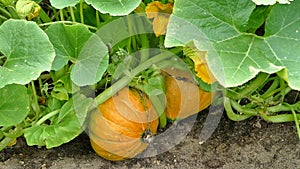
top-left (163, 68), bottom-right (215, 121)
top-left (88, 87), bottom-right (159, 161)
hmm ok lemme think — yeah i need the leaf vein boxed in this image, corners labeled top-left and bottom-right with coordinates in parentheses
top-left (231, 37), bottom-right (255, 79)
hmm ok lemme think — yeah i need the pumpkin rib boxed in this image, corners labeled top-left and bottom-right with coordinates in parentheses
top-left (89, 125), bottom-right (150, 158)
top-left (128, 89), bottom-right (159, 127)
top-left (90, 108), bottom-right (144, 138)
top-left (91, 109), bottom-right (158, 139)
top-left (100, 106), bottom-right (144, 135)
top-left (118, 96), bottom-right (150, 131)
top-left (116, 88), bottom-right (158, 125)
top-left (90, 138), bottom-right (147, 161)
top-left (90, 139), bottom-right (124, 161)
top-left (163, 68), bottom-right (215, 121)
top-left (91, 112), bottom-right (143, 141)
top-left (100, 88), bottom-right (157, 132)
top-left (90, 136), bottom-right (146, 158)
top-left (88, 87), bottom-right (159, 161)
top-left (89, 111), bottom-right (153, 159)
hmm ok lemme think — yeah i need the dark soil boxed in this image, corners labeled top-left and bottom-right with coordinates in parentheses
top-left (1, 110), bottom-right (300, 169)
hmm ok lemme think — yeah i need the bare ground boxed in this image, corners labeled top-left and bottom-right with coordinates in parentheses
top-left (1, 109), bottom-right (300, 169)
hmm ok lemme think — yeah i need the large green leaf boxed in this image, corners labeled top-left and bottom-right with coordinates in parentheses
top-left (45, 23), bottom-right (93, 71)
top-left (24, 94), bottom-right (93, 148)
top-left (0, 84), bottom-right (29, 126)
top-left (71, 34), bottom-right (109, 86)
top-left (165, 0), bottom-right (300, 90)
top-left (86, 0), bottom-right (141, 16)
top-left (46, 23), bottom-right (109, 86)
top-left (0, 19), bottom-right (55, 89)
top-left (49, 0), bottom-right (80, 9)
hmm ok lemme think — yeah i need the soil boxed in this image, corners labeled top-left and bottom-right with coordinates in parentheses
top-left (1, 109), bottom-right (300, 169)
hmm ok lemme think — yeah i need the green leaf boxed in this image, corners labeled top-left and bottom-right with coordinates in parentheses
top-left (86, 0), bottom-right (141, 16)
top-left (61, 74), bottom-right (80, 94)
top-left (264, 2), bottom-right (300, 90)
top-left (46, 97), bottom-right (63, 112)
top-left (246, 6), bottom-right (273, 34)
top-left (51, 83), bottom-right (69, 100)
top-left (96, 17), bottom-right (129, 46)
top-left (73, 5), bottom-right (99, 27)
top-left (49, 0), bottom-right (80, 9)
top-left (0, 19), bottom-right (55, 89)
top-left (45, 23), bottom-right (93, 71)
top-left (46, 23), bottom-right (109, 86)
top-left (72, 94), bottom-right (93, 127)
top-left (144, 75), bottom-right (165, 96)
top-left (70, 34), bottom-right (109, 86)
top-left (24, 94), bottom-right (93, 148)
top-left (0, 84), bottom-right (29, 126)
top-left (165, 0), bottom-right (300, 90)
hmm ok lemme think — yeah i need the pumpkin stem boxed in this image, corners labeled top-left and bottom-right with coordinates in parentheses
top-left (142, 128), bottom-right (154, 143)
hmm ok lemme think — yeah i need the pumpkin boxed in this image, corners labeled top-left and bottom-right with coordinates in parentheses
top-left (88, 87), bottom-right (159, 161)
top-left (163, 67), bottom-right (215, 121)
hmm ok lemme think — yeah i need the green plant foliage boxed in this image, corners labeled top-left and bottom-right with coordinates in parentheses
top-left (49, 0), bottom-right (80, 9)
top-left (0, 84), bottom-right (29, 126)
top-left (0, 19), bottom-right (55, 89)
top-left (96, 18), bottom-right (129, 46)
top-left (0, 0), bottom-right (299, 153)
top-left (165, 0), bottom-right (300, 90)
top-left (24, 94), bottom-right (93, 149)
top-left (246, 6), bottom-right (272, 34)
top-left (70, 34), bottom-right (109, 86)
top-left (86, 0), bottom-right (141, 16)
top-left (0, 0), bottom-right (14, 6)
top-left (45, 23), bottom-right (93, 71)
top-left (46, 23), bottom-right (109, 86)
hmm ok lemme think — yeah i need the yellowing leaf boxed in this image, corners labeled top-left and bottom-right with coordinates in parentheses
top-left (184, 42), bottom-right (217, 84)
top-left (7, 138), bottom-right (17, 147)
top-left (146, 1), bottom-right (173, 37)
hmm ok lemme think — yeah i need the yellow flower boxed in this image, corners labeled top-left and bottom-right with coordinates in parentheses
top-left (145, 1), bottom-right (173, 37)
top-left (184, 42), bottom-right (217, 84)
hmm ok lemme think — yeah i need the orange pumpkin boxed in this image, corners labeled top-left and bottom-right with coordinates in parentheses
top-left (88, 88), bottom-right (159, 161)
top-left (163, 68), bottom-right (215, 121)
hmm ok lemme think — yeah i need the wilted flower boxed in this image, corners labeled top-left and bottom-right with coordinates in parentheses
top-left (145, 1), bottom-right (173, 37)
top-left (16, 0), bottom-right (40, 20)
top-left (184, 42), bottom-right (217, 84)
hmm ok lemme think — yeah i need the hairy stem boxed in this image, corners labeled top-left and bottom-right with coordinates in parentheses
top-left (36, 109), bottom-right (61, 125)
top-left (226, 72), bottom-right (270, 100)
top-left (30, 81), bottom-right (41, 114)
top-left (6, 6), bottom-right (19, 19)
top-left (94, 48), bottom-right (182, 107)
top-left (59, 9), bottom-right (64, 21)
top-left (80, 0), bottom-right (84, 24)
top-left (95, 10), bottom-right (101, 28)
top-left (69, 7), bottom-right (76, 22)
top-left (224, 97), bottom-right (253, 121)
top-left (39, 21), bottom-right (98, 30)
top-left (290, 105), bottom-right (300, 140)
top-left (0, 6), bottom-right (11, 18)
